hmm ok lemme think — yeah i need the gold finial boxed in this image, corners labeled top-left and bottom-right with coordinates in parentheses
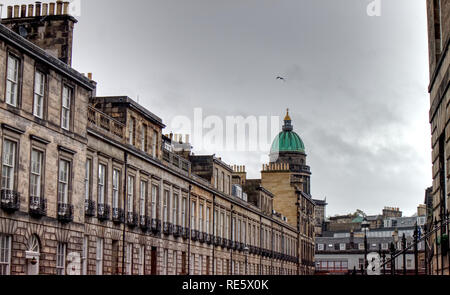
top-left (284, 108), bottom-right (291, 121)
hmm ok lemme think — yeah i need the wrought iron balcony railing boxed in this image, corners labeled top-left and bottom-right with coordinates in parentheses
top-left (198, 232), bottom-right (205, 243)
top-left (140, 215), bottom-right (149, 230)
top-left (214, 236), bottom-right (221, 246)
top-left (181, 227), bottom-right (189, 239)
top-left (29, 196), bottom-right (47, 217)
top-left (163, 222), bottom-right (173, 235)
top-left (57, 203), bottom-right (73, 223)
top-left (151, 219), bottom-right (161, 234)
top-left (84, 199), bottom-right (96, 217)
top-left (1, 189), bottom-right (20, 212)
top-left (172, 225), bottom-right (181, 237)
top-left (206, 234), bottom-right (212, 245)
top-left (191, 229), bottom-right (199, 241)
top-left (97, 204), bottom-right (110, 221)
top-left (127, 212), bottom-right (138, 227)
top-left (112, 207), bottom-right (125, 224)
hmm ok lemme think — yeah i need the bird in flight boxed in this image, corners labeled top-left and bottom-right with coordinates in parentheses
top-left (276, 76), bottom-right (286, 82)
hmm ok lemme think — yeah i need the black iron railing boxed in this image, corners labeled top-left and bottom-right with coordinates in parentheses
top-left (29, 196), bottom-right (46, 217)
top-left (127, 212), bottom-right (138, 227)
top-left (163, 222), bottom-right (173, 235)
top-left (173, 225), bottom-right (181, 237)
top-left (57, 203), bottom-right (73, 223)
top-left (84, 199), bottom-right (96, 217)
top-left (97, 204), bottom-right (110, 221)
top-left (1, 189), bottom-right (20, 212)
top-left (112, 208), bottom-right (125, 224)
top-left (151, 219), bottom-right (161, 234)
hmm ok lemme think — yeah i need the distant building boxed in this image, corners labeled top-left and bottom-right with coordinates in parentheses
top-left (313, 198), bottom-right (327, 237)
top-left (382, 207), bottom-right (402, 218)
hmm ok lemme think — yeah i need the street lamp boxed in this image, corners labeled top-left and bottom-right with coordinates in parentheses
top-left (361, 218), bottom-right (370, 275)
top-left (243, 246), bottom-right (249, 275)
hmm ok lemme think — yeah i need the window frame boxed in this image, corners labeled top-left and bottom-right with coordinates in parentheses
top-left (5, 53), bottom-right (21, 107)
top-left (30, 148), bottom-right (44, 199)
top-left (96, 238), bottom-right (104, 275)
top-left (56, 242), bottom-right (67, 275)
top-left (0, 234), bottom-right (12, 275)
top-left (60, 84), bottom-right (73, 131)
top-left (1, 137), bottom-right (18, 191)
top-left (33, 70), bottom-right (46, 119)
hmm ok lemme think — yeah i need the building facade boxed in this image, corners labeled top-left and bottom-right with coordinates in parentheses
top-left (0, 2), bottom-right (308, 275)
top-left (426, 0), bottom-right (450, 275)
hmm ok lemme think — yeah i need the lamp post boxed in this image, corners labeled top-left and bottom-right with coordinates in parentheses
top-left (392, 229), bottom-right (399, 275)
top-left (244, 246), bottom-right (249, 275)
top-left (361, 218), bottom-right (370, 275)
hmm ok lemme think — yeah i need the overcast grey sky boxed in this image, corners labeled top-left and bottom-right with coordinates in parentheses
top-left (3, 0), bottom-right (431, 217)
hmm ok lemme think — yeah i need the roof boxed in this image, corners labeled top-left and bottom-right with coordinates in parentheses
top-left (270, 130), bottom-right (305, 154)
top-left (0, 23), bottom-right (95, 90)
top-left (313, 199), bottom-right (327, 206)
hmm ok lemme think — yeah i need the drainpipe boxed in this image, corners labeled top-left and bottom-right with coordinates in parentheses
top-left (271, 225), bottom-right (274, 274)
top-left (230, 205), bottom-right (234, 275)
top-left (187, 184), bottom-right (192, 275)
top-left (212, 194), bottom-right (216, 275)
top-left (121, 152), bottom-right (128, 275)
top-left (260, 215), bottom-right (263, 275)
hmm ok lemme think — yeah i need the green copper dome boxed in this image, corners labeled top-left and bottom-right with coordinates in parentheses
top-left (270, 109), bottom-right (305, 154)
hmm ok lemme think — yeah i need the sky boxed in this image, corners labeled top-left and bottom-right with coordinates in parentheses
top-left (2, 0), bottom-right (432, 217)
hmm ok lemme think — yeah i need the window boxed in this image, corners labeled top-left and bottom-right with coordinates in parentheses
top-left (138, 245), bottom-right (145, 275)
top-left (173, 251), bottom-right (178, 275)
top-left (1, 139), bottom-right (16, 190)
top-left (127, 176), bottom-right (134, 213)
top-left (151, 185), bottom-right (158, 219)
top-left (358, 258), bottom-right (364, 270)
top-left (82, 236), bottom-right (88, 275)
top-left (98, 164), bottom-right (106, 205)
top-left (58, 159), bottom-right (70, 204)
top-left (199, 255), bottom-right (203, 275)
top-left (61, 86), bottom-right (72, 130)
top-left (181, 197), bottom-right (187, 227)
top-left (128, 118), bottom-right (135, 145)
top-left (152, 130), bottom-right (157, 158)
top-left (96, 238), bottom-right (103, 275)
top-left (190, 254), bottom-right (194, 275)
top-left (220, 213), bottom-right (225, 238)
top-left (56, 243), bottom-right (67, 275)
top-left (126, 243), bottom-right (133, 275)
top-left (140, 181), bottom-right (147, 217)
top-left (214, 168), bottom-right (218, 189)
top-left (221, 172), bottom-right (225, 192)
top-left (227, 175), bottom-right (231, 195)
top-left (199, 203), bottom-right (204, 232)
top-left (172, 193), bottom-right (178, 225)
top-left (407, 259), bottom-right (412, 268)
top-left (84, 159), bottom-right (91, 201)
top-left (6, 54), bottom-right (19, 107)
top-left (358, 243), bottom-right (365, 250)
top-left (163, 190), bottom-right (169, 222)
top-left (163, 249), bottom-right (168, 275)
top-left (191, 201), bottom-right (196, 230)
top-left (141, 125), bottom-right (147, 152)
top-left (206, 207), bottom-right (210, 235)
top-left (340, 243), bottom-right (346, 251)
top-left (237, 219), bottom-right (241, 242)
top-left (232, 218), bottom-right (236, 241)
top-left (226, 215), bottom-right (230, 239)
top-left (112, 169), bottom-right (120, 209)
top-left (0, 235), bottom-right (11, 275)
top-left (30, 149), bottom-right (43, 198)
top-left (33, 71), bottom-right (45, 118)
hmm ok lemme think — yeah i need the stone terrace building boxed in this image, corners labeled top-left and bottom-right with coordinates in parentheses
top-left (0, 2), bottom-right (304, 275)
top-left (426, 0), bottom-right (450, 275)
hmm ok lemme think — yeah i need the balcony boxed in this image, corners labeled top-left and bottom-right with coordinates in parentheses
top-left (173, 225), bottom-right (181, 237)
top-left (84, 199), bottom-right (96, 217)
top-left (214, 236), bottom-right (222, 247)
top-left (88, 106), bottom-right (125, 140)
top-left (127, 212), bottom-right (138, 227)
top-left (112, 208), bottom-right (125, 224)
top-left (57, 203), bottom-right (73, 223)
top-left (1, 189), bottom-right (20, 212)
top-left (163, 222), bottom-right (173, 235)
top-left (191, 230), bottom-right (199, 241)
top-left (140, 215), bottom-right (149, 230)
top-left (198, 232), bottom-right (205, 243)
top-left (151, 219), bottom-right (161, 234)
top-left (29, 196), bottom-right (47, 217)
top-left (97, 204), bottom-right (110, 221)
top-left (181, 227), bottom-right (189, 239)
top-left (206, 234), bottom-right (212, 245)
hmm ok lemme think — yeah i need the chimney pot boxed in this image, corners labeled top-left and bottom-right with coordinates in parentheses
top-left (185, 134), bottom-right (190, 144)
top-left (56, 1), bottom-right (63, 15)
top-left (63, 1), bottom-right (69, 14)
top-left (42, 3), bottom-right (48, 16)
top-left (35, 2), bottom-right (42, 17)
top-left (7, 6), bottom-right (13, 18)
top-left (14, 5), bottom-right (19, 18)
top-left (28, 4), bottom-right (34, 17)
top-left (87, 73), bottom-right (92, 80)
top-left (21, 5), bottom-right (27, 18)
top-left (49, 3), bottom-right (55, 15)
